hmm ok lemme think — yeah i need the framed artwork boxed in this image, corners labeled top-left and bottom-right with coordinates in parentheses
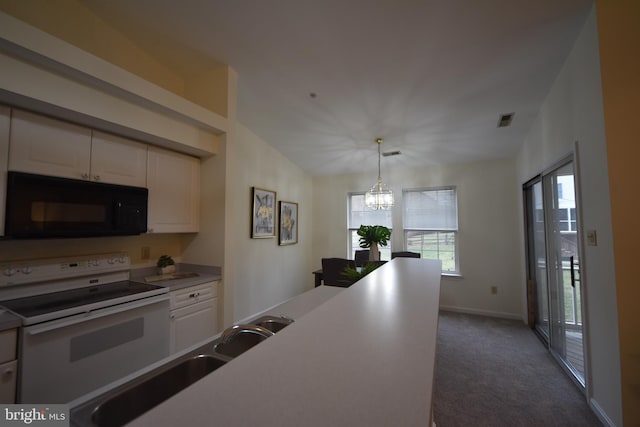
top-left (278, 201), bottom-right (298, 245)
top-left (251, 187), bottom-right (276, 238)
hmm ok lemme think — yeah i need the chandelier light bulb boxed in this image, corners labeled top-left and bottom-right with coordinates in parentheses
top-left (365, 138), bottom-right (394, 210)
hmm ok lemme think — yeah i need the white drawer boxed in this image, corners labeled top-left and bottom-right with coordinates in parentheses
top-left (0, 359), bottom-right (17, 404)
top-left (170, 281), bottom-right (217, 310)
top-left (0, 329), bottom-right (17, 364)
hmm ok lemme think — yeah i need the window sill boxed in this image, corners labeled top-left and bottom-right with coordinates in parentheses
top-left (442, 272), bottom-right (463, 279)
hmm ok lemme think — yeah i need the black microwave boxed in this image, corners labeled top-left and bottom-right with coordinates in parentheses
top-left (4, 171), bottom-right (148, 239)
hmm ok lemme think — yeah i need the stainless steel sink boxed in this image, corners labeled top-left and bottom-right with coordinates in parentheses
top-left (212, 315), bottom-right (294, 358)
top-left (71, 314), bottom-right (295, 426)
top-left (213, 330), bottom-right (270, 358)
top-left (251, 315), bottom-right (294, 333)
top-left (72, 353), bottom-right (228, 427)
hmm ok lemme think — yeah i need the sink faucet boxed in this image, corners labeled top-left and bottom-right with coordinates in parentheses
top-left (220, 324), bottom-right (275, 344)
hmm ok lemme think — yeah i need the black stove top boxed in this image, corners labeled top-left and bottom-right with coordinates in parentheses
top-left (0, 281), bottom-right (164, 319)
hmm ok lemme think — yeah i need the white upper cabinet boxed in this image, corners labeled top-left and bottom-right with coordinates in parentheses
top-left (90, 131), bottom-right (147, 187)
top-left (7, 109), bottom-right (201, 234)
top-left (9, 109), bottom-right (91, 180)
top-left (9, 110), bottom-right (147, 187)
top-left (0, 106), bottom-right (10, 236)
top-left (147, 146), bottom-right (200, 233)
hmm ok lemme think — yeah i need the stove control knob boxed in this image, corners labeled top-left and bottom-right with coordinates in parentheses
top-left (93, 259), bottom-right (101, 266)
top-left (118, 256), bottom-right (126, 263)
top-left (3, 268), bottom-right (16, 276)
top-left (21, 267), bottom-right (33, 274)
top-left (107, 258), bottom-right (115, 264)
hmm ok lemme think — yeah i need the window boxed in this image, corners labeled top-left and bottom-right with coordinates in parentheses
top-left (347, 193), bottom-right (392, 260)
top-left (403, 187), bottom-right (459, 274)
top-left (557, 207), bottom-right (577, 232)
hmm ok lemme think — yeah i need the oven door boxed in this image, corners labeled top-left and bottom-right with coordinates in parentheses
top-left (18, 295), bottom-right (169, 403)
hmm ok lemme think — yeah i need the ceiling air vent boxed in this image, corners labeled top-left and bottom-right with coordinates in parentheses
top-left (497, 112), bottom-right (514, 128)
top-left (382, 150), bottom-right (401, 157)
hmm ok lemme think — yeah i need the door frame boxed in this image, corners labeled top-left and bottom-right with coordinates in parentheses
top-left (522, 143), bottom-right (591, 396)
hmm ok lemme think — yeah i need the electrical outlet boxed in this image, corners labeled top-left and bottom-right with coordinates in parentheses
top-left (491, 286), bottom-right (498, 295)
top-left (141, 246), bottom-right (150, 260)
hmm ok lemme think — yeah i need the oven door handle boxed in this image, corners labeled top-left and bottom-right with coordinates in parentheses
top-left (25, 294), bottom-right (169, 336)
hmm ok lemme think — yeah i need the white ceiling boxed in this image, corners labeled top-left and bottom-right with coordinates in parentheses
top-left (80, 0), bottom-right (592, 176)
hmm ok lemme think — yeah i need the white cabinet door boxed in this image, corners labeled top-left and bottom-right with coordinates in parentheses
top-left (0, 328), bottom-right (17, 404)
top-left (0, 360), bottom-right (17, 404)
top-left (8, 109), bottom-right (91, 180)
top-left (170, 299), bottom-right (217, 354)
top-left (169, 281), bottom-right (217, 310)
top-left (90, 131), bottom-right (147, 187)
top-left (147, 146), bottom-right (200, 233)
top-left (0, 106), bottom-right (10, 236)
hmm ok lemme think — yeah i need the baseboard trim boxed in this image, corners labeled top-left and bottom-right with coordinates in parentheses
top-left (439, 305), bottom-right (523, 321)
top-left (589, 397), bottom-right (617, 427)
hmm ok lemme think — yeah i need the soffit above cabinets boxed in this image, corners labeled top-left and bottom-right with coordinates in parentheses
top-left (0, 11), bottom-right (226, 158)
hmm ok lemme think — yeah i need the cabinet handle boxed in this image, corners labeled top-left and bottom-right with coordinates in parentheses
top-left (93, 175), bottom-right (100, 181)
top-left (81, 173), bottom-right (89, 179)
top-left (189, 292), bottom-right (200, 298)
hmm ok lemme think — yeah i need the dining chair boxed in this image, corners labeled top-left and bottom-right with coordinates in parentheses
top-left (391, 251), bottom-right (421, 259)
top-left (354, 250), bottom-right (369, 267)
top-left (321, 258), bottom-right (357, 287)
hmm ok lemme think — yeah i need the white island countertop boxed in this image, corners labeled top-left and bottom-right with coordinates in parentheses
top-left (129, 258), bottom-right (441, 427)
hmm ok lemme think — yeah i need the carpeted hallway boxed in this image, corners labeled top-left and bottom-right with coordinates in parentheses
top-left (433, 311), bottom-right (602, 427)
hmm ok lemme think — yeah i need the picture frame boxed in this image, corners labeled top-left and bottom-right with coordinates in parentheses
top-left (278, 201), bottom-right (298, 245)
top-left (251, 187), bottom-right (276, 238)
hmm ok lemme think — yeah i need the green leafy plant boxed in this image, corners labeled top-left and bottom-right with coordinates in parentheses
top-left (357, 225), bottom-right (391, 248)
top-left (156, 255), bottom-right (175, 268)
top-left (341, 262), bottom-right (385, 283)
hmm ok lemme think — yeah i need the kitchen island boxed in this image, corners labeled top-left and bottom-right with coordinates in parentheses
top-left (103, 258), bottom-right (441, 426)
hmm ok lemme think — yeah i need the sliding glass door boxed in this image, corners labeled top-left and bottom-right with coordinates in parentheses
top-left (524, 178), bottom-right (549, 339)
top-left (524, 157), bottom-right (586, 387)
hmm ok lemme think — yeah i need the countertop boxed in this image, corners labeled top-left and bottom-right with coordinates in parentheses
top-left (127, 258), bottom-right (442, 427)
top-left (130, 263), bottom-right (221, 291)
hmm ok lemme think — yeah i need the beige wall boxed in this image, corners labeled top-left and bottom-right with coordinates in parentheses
top-left (312, 157), bottom-right (523, 319)
top-left (0, 0), bottom-right (183, 97)
top-left (0, 0), bottom-right (228, 117)
top-left (225, 123), bottom-right (313, 323)
top-left (0, 233), bottom-right (185, 268)
top-left (595, 1), bottom-right (640, 425)
top-left (516, 7), bottom-right (622, 426)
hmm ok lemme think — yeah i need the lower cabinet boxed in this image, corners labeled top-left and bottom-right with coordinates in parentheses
top-left (0, 106), bottom-right (10, 236)
top-left (169, 282), bottom-right (218, 354)
top-left (0, 328), bottom-right (17, 403)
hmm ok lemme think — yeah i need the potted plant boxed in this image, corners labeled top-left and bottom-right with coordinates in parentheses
top-left (157, 255), bottom-right (176, 274)
top-left (341, 262), bottom-right (384, 284)
top-left (357, 225), bottom-right (391, 261)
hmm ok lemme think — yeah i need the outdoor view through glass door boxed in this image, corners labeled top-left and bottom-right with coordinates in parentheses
top-left (524, 157), bottom-right (586, 387)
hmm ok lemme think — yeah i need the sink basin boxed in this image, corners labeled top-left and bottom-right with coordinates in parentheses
top-left (76, 354), bottom-right (227, 427)
top-left (212, 316), bottom-right (294, 358)
top-left (251, 315), bottom-right (294, 333)
top-left (213, 331), bottom-right (268, 358)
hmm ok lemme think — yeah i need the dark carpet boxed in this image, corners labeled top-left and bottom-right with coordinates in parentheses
top-left (433, 311), bottom-right (602, 427)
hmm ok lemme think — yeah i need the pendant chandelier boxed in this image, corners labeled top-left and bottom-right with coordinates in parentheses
top-left (365, 138), bottom-right (394, 210)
